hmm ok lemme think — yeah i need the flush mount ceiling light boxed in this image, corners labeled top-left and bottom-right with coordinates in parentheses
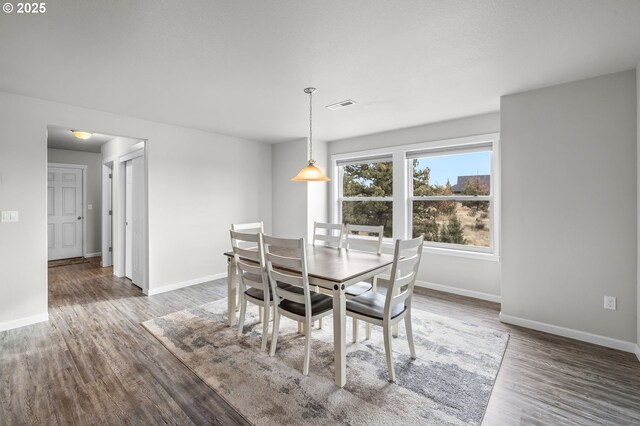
top-left (72, 130), bottom-right (92, 140)
top-left (291, 87), bottom-right (330, 182)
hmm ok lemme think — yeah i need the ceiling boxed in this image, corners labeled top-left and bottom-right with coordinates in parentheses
top-left (2, 1), bottom-right (640, 143)
top-left (47, 126), bottom-right (118, 153)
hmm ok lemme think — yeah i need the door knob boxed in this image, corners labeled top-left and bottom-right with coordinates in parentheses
top-left (77, 216), bottom-right (82, 220)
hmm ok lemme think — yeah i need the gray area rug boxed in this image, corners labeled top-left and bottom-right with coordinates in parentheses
top-left (143, 299), bottom-right (508, 425)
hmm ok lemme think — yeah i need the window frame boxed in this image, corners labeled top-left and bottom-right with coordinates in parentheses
top-left (330, 133), bottom-right (500, 260)
top-left (336, 155), bottom-right (395, 240)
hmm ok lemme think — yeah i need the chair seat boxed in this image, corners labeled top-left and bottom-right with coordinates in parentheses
top-left (345, 281), bottom-right (373, 297)
top-left (279, 291), bottom-right (333, 317)
top-left (245, 281), bottom-right (292, 301)
top-left (244, 287), bottom-right (271, 301)
top-left (346, 292), bottom-right (405, 321)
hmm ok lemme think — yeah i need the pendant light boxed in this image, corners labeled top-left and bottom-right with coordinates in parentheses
top-left (72, 130), bottom-right (92, 140)
top-left (291, 87), bottom-right (330, 182)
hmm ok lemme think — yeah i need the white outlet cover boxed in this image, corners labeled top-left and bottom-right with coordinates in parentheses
top-left (604, 296), bottom-right (617, 310)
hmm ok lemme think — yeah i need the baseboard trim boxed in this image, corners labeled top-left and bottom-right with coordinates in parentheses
top-left (0, 313), bottom-right (49, 332)
top-left (146, 272), bottom-right (227, 296)
top-left (499, 313), bottom-right (637, 353)
top-left (415, 280), bottom-right (501, 303)
top-left (85, 252), bottom-right (102, 258)
top-left (635, 344), bottom-right (640, 362)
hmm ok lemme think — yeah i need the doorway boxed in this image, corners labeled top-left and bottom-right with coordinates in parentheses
top-left (46, 125), bottom-right (147, 291)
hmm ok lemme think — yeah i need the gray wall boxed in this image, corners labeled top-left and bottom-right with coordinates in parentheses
top-left (638, 63), bottom-right (640, 350)
top-left (501, 70), bottom-right (637, 343)
top-left (0, 90), bottom-right (272, 327)
top-left (47, 148), bottom-right (103, 255)
top-left (327, 112), bottom-right (502, 299)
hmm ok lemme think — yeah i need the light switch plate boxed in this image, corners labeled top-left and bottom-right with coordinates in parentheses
top-left (88, 204), bottom-right (93, 210)
top-left (1, 211), bottom-right (18, 223)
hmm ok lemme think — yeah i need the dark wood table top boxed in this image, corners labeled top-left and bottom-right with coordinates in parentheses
top-left (224, 245), bottom-right (394, 284)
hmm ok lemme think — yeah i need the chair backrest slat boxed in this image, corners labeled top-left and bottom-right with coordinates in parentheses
top-left (234, 246), bottom-right (260, 262)
top-left (269, 269), bottom-right (304, 288)
top-left (231, 221), bottom-right (264, 233)
top-left (313, 222), bottom-right (344, 249)
top-left (345, 224), bottom-right (384, 254)
top-left (237, 260), bottom-right (263, 277)
top-left (231, 222), bottom-right (264, 249)
top-left (276, 286), bottom-right (306, 304)
top-left (265, 252), bottom-right (303, 270)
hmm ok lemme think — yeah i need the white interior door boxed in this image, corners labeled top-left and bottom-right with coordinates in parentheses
top-left (125, 161), bottom-right (133, 279)
top-left (131, 156), bottom-right (146, 288)
top-left (48, 167), bottom-right (83, 260)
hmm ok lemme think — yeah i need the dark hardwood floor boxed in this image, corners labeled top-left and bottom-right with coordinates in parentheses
top-left (1, 258), bottom-right (639, 425)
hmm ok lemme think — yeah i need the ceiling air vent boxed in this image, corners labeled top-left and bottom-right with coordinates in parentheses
top-left (326, 99), bottom-right (357, 110)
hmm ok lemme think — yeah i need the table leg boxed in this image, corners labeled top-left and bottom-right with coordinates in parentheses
top-left (227, 258), bottom-right (237, 327)
top-left (333, 284), bottom-right (347, 387)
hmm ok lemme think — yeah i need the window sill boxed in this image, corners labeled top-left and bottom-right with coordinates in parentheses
top-left (379, 241), bottom-right (499, 262)
top-left (421, 245), bottom-right (500, 262)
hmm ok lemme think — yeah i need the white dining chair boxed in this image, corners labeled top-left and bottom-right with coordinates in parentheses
top-left (312, 222), bottom-right (344, 248)
top-left (230, 230), bottom-right (273, 351)
top-left (345, 236), bottom-right (424, 382)
top-left (344, 224), bottom-right (384, 341)
top-left (264, 234), bottom-right (333, 376)
top-left (231, 221), bottom-right (266, 320)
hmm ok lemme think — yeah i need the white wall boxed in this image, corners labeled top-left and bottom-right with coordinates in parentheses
top-left (637, 63), bottom-right (640, 351)
top-left (327, 112), bottom-right (502, 300)
top-left (47, 148), bottom-right (103, 255)
top-left (0, 90), bottom-right (272, 328)
top-left (272, 139), bottom-right (309, 239)
top-left (501, 70), bottom-right (637, 344)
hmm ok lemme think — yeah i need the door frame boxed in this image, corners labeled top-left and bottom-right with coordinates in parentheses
top-left (120, 148), bottom-right (146, 291)
top-left (47, 162), bottom-right (88, 258)
top-left (101, 162), bottom-right (114, 267)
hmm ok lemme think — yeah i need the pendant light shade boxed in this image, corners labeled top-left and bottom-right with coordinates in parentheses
top-left (291, 160), bottom-right (330, 181)
top-left (291, 87), bottom-right (330, 182)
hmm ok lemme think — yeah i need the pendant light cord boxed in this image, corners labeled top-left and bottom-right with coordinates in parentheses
top-left (309, 89), bottom-right (313, 162)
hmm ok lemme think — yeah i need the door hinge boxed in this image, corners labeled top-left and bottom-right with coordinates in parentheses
top-left (108, 210), bottom-right (112, 215)
top-left (109, 173), bottom-right (112, 179)
top-left (108, 247), bottom-right (112, 252)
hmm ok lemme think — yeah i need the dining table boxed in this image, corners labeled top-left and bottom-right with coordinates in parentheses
top-left (224, 245), bottom-right (394, 387)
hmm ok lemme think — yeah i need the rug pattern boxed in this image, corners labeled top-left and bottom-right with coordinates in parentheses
top-left (142, 299), bottom-right (508, 425)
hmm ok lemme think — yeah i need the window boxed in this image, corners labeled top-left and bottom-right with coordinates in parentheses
top-left (337, 156), bottom-right (393, 238)
top-left (332, 134), bottom-right (499, 257)
top-left (409, 146), bottom-right (493, 251)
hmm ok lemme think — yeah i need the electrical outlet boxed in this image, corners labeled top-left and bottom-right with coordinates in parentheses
top-left (604, 296), bottom-right (617, 311)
